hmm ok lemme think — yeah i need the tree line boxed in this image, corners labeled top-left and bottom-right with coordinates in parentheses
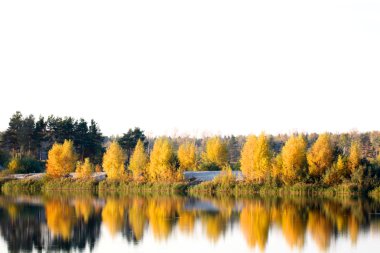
top-left (2, 111), bottom-right (380, 187)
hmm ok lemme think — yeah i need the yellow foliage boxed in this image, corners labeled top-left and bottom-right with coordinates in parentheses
top-left (129, 139), bottom-right (148, 179)
top-left (128, 198), bottom-right (147, 241)
top-left (240, 201), bottom-right (269, 250)
top-left (75, 158), bottom-right (94, 179)
top-left (348, 141), bottom-right (361, 174)
top-left (281, 203), bottom-right (306, 248)
top-left (102, 141), bottom-right (126, 180)
top-left (202, 137), bottom-right (228, 168)
top-left (146, 198), bottom-right (177, 240)
top-left (7, 157), bottom-right (21, 172)
top-left (307, 134), bottom-right (333, 177)
top-left (307, 210), bottom-right (333, 250)
top-left (240, 133), bottom-right (271, 182)
top-left (178, 211), bottom-right (195, 234)
top-left (201, 214), bottom-right (227, 242)
top-left (102, 198), bottom-right (125, 236)
top-left (73, 198), bottom-right (93, 223)
top-left (281, 135), bottom-right (307, 185)
top-left (45, 200), bottom-right (75, 240)
top-left (147, 138), bottom-right (177, 182)
top-left (46, 140), bottom-right (77, 178)
top-left (336, 155), bottom-right (345, 172)
top-left (178, 142), bottom-right (197, 171)
top-left (271, 154), bottom-right (282, 181)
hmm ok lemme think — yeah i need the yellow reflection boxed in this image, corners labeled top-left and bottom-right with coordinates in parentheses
top-left (74, 198), bottom-right (93, 223)
top-left (146, 198), bottom-right (177, 240)
top-left (240, 201), bottom-right (269, 251)
top-left (128, 198), bottom-right (147, 241)
top-left (45, 200), bottom-right (75, 240)
top-left (281, 203), bottom-right (306, 248)
top-left (307, 210), bottom-right (333, 251)
top-left (102, 198), bottom-right (125, 236)
top-left (201, 214), bottom-right (226, 242)
top-left (178, 211), bottom-right (195, 234)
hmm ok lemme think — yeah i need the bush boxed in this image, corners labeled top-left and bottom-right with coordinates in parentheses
top-left (6, 157), bottom-right (45, 174)
top-left (199, 161), bottom-right (221, 171)
top-left (0, 150), bottom-right (10, 168)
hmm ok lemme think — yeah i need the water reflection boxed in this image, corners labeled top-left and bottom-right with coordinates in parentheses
top-left (0, 195), bottom-right (380, 252)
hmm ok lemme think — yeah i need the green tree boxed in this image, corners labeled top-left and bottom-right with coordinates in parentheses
top-left (118, 128), bottom-right (146, 162)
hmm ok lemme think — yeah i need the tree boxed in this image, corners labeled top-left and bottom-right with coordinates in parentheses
top-left (2, 111), bottom-right (23, 155)
top-left (46, 140), bottom-right (77, 178)
top-left (102, 141), bottom-right (126, 179)
top-left (281, 135), bottom-right (307, 185)
top-left (129, 139), bottom-right (148, 179)
top-left (75, 158), bottom-right (94, 178)
top-left (307, 133), bottom-right (333, 178)
top-left (147, 138), bottom-right (177, 181)
top-left (178, 142), bottom-right (197, 171)
top-left (118, 128), bottom-right (146, 162)
top-left (240, 133), bottom-right (271, 182)
top-left (202, 137), bottom-right (228, 169)
top-left (348, 141), bottom-right (361, 174)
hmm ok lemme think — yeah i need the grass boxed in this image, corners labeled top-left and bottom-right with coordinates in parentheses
top-left (98, 179), bottom-right (189, 196)
top-left (1, 177), bottom-right (98, 195)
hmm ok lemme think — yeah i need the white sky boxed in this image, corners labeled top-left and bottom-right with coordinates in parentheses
top-left (0, 0), bottom-right (379, 137)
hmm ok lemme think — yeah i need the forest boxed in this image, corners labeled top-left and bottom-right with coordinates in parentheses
top-left (1, 111), bottom-right (380, 191)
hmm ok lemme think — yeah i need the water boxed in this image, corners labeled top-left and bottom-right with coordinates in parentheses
top-left (0, 194), bottom-right (380, 253)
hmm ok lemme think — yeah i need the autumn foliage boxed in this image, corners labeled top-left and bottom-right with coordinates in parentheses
top-left (46, 140), bottom-right (77, 178)
top-left (102, 141), bottom-right (126, 180)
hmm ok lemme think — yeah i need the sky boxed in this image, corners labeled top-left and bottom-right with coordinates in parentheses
top-left (0, 0), bottom-right (379, 137)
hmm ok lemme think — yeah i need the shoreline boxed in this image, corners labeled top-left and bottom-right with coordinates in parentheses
top-left (1, 175), bottom-right (378, 198)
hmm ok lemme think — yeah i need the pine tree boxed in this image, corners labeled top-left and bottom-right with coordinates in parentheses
top-left (102, 141), bottom-right (126, 179)
top-left (129, 139), bottom-right (148, 179)
top-left (46, 140), bottom-right (77, 178)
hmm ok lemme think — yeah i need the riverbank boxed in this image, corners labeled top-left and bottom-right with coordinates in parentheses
top-left (0, 175), bottom-right (373, 198)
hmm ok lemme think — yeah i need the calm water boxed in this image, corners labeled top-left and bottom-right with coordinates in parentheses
top-left (0, 194), bottom-right (380, 253)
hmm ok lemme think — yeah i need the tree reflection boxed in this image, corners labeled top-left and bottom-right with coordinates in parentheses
top-left (0, 195), bottom-right (380, 252)
top-left (45, 200), bottom-right (76, 240)
top-left (240, 201), bottom-right (269, 250)
top-left (102, 198), bottom-right (126, 236)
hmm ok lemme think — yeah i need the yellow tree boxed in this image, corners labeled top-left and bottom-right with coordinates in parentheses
top-left (102, 141), bottom-right (126, 180)
top-left (202, 137), bottom-right (228, 169)
top-left (178, 142), bottom-right (197, 171)
top-left (75, 158), bottom-right (94, 179)
top-left (307, 133), bottom-right (333, 178)
top-left (46, 140), bottom-right (77, 178)
top-left (147, 137), bottom-right (176, 181)
top-left (240, 133), bottom-right (271, 182)
top-left (336, 155), bottom-right (345, 172)
top-left (281, 135), bottom-right (307, 185)
top-left (129, 139), bottom-right (148, 179)
top-left (348, 141), bottom-right (361, 174)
